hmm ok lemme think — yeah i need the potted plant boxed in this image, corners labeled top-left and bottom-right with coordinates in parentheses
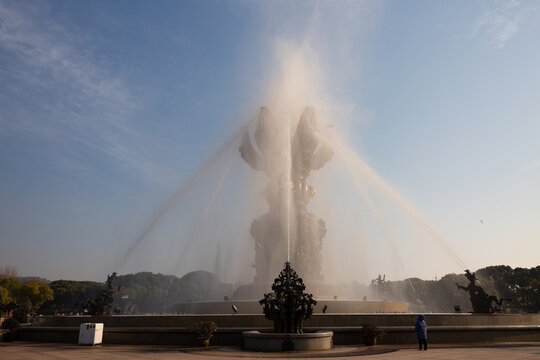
top-left (190, 320), bottom-right (217, 347)
top-left (2, 318), bottom-right (21, 342)
top-left (361, 323), bottom-right (384, 346)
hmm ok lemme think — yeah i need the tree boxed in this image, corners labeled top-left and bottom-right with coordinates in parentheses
top-left (39, 280), bottom-right (101, 314)
top-left (0, 266), bottom-right (18, 279)
top-left (19, 280), bottom-right (53, 311)
top-left (0, 275), bottom-right (53, 319)
top-left (0, 277), bottom-right (22, 315)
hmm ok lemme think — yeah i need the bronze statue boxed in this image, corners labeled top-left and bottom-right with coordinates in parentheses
top-left (370, 274), bottom-right (388, 299)
top-left (259, 262), bottom-right (316, 333)
top-left (456, 269), bottom-right (503, 313)
top-left (80, 272), bottom-right (121, 315)
top-left (239, 107), bottom-right (333, 284)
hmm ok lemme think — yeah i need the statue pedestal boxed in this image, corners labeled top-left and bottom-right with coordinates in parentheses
top-left (243, 331), bottom-right (333, 351)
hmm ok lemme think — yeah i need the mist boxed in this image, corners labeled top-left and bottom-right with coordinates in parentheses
top-left (111, 2), bottom-right (468, 298)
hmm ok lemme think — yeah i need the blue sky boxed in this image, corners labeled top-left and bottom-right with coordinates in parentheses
top-left (1, 0), bottom-right (539, 283)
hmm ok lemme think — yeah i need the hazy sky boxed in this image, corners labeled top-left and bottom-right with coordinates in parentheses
top-left (1, 0), bottom-right (539, 283)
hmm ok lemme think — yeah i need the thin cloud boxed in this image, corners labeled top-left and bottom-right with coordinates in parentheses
top-left (470, 0), bottom-right (536, 49)
top-left (496, 160), bottom-right (540, 185)
top-left (0, 2), bottom-right (159, 180)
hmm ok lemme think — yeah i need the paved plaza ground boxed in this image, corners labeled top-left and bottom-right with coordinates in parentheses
top-left (1, 342), bottom-right (539, 360)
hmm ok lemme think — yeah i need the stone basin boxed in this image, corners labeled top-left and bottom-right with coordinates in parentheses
top-left (243, 330), bottom-right (333, 351)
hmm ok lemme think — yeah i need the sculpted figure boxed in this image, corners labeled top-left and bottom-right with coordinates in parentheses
top-left (79, 272), bottom-right (121, 315)
top-left (240, 107), bottom-right (333, 283)
top-left (456, 269), bottom-right (503, 313)
top-left (259, 262), bottom-right (316, 333)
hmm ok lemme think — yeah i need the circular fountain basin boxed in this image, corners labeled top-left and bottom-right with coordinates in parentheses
top-left (243, 330), bottom-right (333, 351)
top-left (173, 299), bottom-right (408, 314)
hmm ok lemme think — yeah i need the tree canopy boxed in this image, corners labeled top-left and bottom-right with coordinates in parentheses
top-left (2, 265), bottom-right (537, 315)
top-left (0, 277), bottom-right (53, 319)
top-left (370, 265), bottom-right (540, 313)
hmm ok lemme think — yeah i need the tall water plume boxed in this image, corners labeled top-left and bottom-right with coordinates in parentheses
top-left (115, 40), bottom-right (466, 297)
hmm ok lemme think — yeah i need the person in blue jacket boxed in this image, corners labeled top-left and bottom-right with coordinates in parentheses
top-left (415, 314), bottom-right (428, 350)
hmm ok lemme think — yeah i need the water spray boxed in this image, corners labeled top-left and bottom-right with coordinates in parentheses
top-left (115, 116), bottom-right (257, 273)
top-left (341, 155), bottom-right (417, 293)
top-left (331, 136), bottom-right (468, 271)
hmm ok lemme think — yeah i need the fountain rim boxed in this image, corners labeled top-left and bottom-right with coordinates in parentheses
top-left (243, 330), bottom-right (333, 338)
top-left (243, 330), bottom-right (334, 351)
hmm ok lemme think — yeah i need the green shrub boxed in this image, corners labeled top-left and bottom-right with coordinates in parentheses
top-left (361, 323), bottom-right (384, 338)
top-left (189, 320), bottom-right (217, 338)
top-left (1, 318), bottom-right (21, 333)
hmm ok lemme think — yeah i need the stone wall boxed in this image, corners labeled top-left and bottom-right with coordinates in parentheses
top-left (19, 313), bottom-right (540, 345)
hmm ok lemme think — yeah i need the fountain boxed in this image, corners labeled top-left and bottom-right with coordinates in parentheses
top-left (19, 104), bottom-right (540, 346)
top-left (17, 100), bottom-right (540, 347)
top-left (243, 262), bottom-right (332, 351)
top-left (238, 106), bottom-right (332, 284)
top-left (173, 106), bottom-right (409, 314)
